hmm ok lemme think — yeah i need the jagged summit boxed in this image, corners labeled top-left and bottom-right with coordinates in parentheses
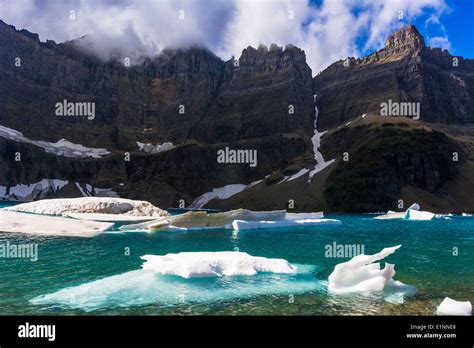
top-left (385, 24), bottom-right (425, 50)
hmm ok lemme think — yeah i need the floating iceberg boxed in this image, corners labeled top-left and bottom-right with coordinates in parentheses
top-left (232, 218), bottom-right (340, 231)
top-left (119, 209), bottom-right (339, 232)
top-left (403, 203), bottom-right (435, 220)
top-left (141, 251), bottom-right (298, 278)
top-left (437, 297), bottom-right (472, 316)
top-left (328, 245), bottom-right (414, 295)
top-left (30, 252), bottom-right (319, 311)
top-left (374, 203), bottom-right (435, 220)
top-left (0, 210), bottom-right (113, 237)
top-left (6, 197), bottom-right (169, 217)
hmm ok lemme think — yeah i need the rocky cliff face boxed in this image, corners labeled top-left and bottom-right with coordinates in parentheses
top-left (314, 25), bottom-right (474, 130)
top-left (0, 20), bottom-right (314, 207)
top-left (1, 21), bottom-right (473, 211)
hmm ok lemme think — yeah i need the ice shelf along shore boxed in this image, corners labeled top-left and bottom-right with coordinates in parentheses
top-left (0, 210), bottom-right (113, 237)
top-left (119, 208), bottom-right (340, 232)
top-left (6, 197), bottom-right (169, 217)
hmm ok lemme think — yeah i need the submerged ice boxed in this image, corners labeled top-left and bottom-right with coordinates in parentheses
top-left (30, 252), bottom-right (319, 312)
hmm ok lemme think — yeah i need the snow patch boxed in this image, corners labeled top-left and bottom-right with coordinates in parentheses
top-left (0, 179), bottom-right (68, 201)
top-left (308, 99), bottom-right (335, 182)
top-left (0, 125), bottom-right (109, 158)
top-left (189, 180), bottom-right (263, 208)
top-left (136, 141), bottom-right (175, 154)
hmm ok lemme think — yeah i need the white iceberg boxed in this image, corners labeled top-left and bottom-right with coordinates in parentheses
top-left (141, 251), bottom-right (298, 278)
top-left (0, 210), bottom-right (113, 237)
top-left (30, 254), bottom-right (319, 311)
top-left (6, 197), bottom-right (169, 217)
top-left (119, 209), bottom-right (339, 232)
top-left (374, 203), bottom-right (435, 220)
top-left (437, 297), bottom-right (472, 316)
top-left (328, 245), bottom-right (414, 295)
top-left (232, 218), bottom-right (340, 231)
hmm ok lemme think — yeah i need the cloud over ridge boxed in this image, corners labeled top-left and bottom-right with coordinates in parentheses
top-left (0, 0), bottom-right (450, 73)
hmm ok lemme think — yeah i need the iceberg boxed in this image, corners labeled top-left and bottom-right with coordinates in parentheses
top-left (0, 210), bottom-right (113, 237)
top-left (66, 213), bottom-right (159, 223)
top-left (436, 297), bottom-right (472, 316)
top-left (30, 253), bottom-right (319, 312)
top-left (374, 203), bottom-right (435, 220)
top-left (141, 251), bottom-right (298, 278)
top-left (6, 197), bottom-right (169, 217)
top-left (232, 218), bottom-right (340, 231)
top-left (119, 209), bottom-right (339, 232)
top-left (328, 245), bottom-right (414, 295)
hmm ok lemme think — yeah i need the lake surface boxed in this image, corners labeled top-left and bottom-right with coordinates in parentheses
top-left (0, 202), bottom-right (473, 315)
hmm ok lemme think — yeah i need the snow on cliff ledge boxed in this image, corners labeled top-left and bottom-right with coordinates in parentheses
top-left (0, 125), bottom-right (109, 158)
top-left (6, 197), bottom-right (169, 217)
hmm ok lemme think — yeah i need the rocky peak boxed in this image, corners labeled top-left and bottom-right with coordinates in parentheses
top-left (385, 24), bottom-right (425, 50)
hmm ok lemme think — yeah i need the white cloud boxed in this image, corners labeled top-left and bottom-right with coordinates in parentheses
top-left (428, 36), bottom-right (451, 51)
top-left (0, 0), bottom-right (450, 74)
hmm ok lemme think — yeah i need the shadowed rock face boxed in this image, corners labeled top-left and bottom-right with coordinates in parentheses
top-left (0, 20), bottom-right (314, 207)
top-left (0, 21), bottom-right (473, 211)
top-left (313, 25), bottom-right (474, 130)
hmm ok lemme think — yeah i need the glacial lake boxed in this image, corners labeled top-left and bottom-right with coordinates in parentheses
top-left (0, 202), bottom-right (473, 315)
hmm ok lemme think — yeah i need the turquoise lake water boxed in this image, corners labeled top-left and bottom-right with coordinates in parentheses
top-left (0, 202), bottom-right (473, 315)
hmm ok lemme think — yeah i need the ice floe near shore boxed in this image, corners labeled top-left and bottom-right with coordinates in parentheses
top-left (232, 218), bottom-right (340, 230)
top-left (328, 245), bottom-right (415, 297)
top-left (6, 197), bottom-right (169, 217)
top-left (119, 208), bottom-right (339, 232)
top-left (141, 251), bottom-right (297, 278)
top-left (0, 210), bottom-right (113, 237)
top-left (436, 297), bottom-right (472, 316)
top-left (0, 125), bottom-right (109, 158)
